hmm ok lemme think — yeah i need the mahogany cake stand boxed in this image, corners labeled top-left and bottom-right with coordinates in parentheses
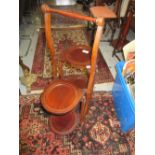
top-left (41, 80), bottom-right (84, 135)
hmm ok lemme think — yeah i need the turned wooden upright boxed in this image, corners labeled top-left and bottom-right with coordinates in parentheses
top-left (41, 4), bottom-right (105, 134)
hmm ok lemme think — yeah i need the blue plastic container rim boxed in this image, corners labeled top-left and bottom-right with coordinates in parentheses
top-left (115, 61), bottom-right (135, 113)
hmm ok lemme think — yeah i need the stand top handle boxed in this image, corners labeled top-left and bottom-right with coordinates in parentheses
top-left (41, 4), bottom-right (104, 26)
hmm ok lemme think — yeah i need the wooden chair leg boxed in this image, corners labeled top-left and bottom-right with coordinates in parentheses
top-left (80, 100), bottom-right (90, 122)
top-left (112, 10), bottom-right (134, 58)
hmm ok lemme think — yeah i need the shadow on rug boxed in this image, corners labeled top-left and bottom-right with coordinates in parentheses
top-left (30, 29), bottom-right (114, 92)
top-left (19, 92), bottom-right (134, 155)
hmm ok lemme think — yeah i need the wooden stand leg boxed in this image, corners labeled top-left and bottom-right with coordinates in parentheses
top-left (80, 94), bottom-right (90, 122)
top-left (80, 99), bottom-right (85, 122)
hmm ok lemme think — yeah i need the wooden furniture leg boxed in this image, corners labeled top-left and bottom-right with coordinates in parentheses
top-left (112, 9), bottom-right (134, 60)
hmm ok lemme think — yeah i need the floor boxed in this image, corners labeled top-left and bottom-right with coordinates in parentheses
top-left (19, 4), bottom-right (135, 95)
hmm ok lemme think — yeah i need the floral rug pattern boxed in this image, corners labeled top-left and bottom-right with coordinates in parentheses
top-left (19, 92), bottom-right (134, 155)
top-left (43, 29), bottom-right (89, 78)
top-left (31, 29), bottom-right (114, 92)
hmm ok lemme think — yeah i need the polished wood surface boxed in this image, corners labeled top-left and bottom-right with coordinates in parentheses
top-left (90, 6), bottom-right (117, 19)
top-left (81, 25), bottom-right (104, 120)
top-left (41, 4), bottom-right (104, 134)
top-left (62, 75), bottom-right (88, 89)
top-left (90, 0), bottom-right (122, 18)
top-left (90, 0), bottom-right (123, 44)
top-left (41, 80), bottom-right (83, 114)
top-left (44, 13), bottom-right (57, 79)
top-left (63, 45), bottom-right (91, 68)
top-left (49, 111), bottom-right (78, 135)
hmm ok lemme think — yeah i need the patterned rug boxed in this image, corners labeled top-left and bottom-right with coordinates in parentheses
top-left (19, 92), bottom-right (134, 155)
top-left (49, 4), bottom-right (89, 28)
top-left (30, 29), bottom-right (114, 92)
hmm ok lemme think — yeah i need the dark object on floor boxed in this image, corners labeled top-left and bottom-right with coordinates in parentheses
top-left (77, 0), bottom-right (93, 5)
top-left (77, 0), bottom-right (93, 11)
top-left (19, 0), bottom-right (26, 24)
top-left (95, 0), bottom-right (116, 6)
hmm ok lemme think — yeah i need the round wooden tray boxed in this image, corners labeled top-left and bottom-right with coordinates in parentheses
top-left (41, 80), bottom-right (83, 114)
top-left (63, 45), bottom-right (91, 67)
top-left (49, 111), bottom-right (79, 135)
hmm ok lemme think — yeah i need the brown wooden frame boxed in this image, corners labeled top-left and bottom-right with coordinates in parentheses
top-left (41, 4), bottom-right (105, 121)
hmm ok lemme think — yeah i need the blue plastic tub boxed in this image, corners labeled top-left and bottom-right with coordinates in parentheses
top-left (112, 61), bottom-right (135, 132)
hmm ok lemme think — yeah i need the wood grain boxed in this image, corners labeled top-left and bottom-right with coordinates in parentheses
top-left (41, 3), bottom-right (105, 134)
